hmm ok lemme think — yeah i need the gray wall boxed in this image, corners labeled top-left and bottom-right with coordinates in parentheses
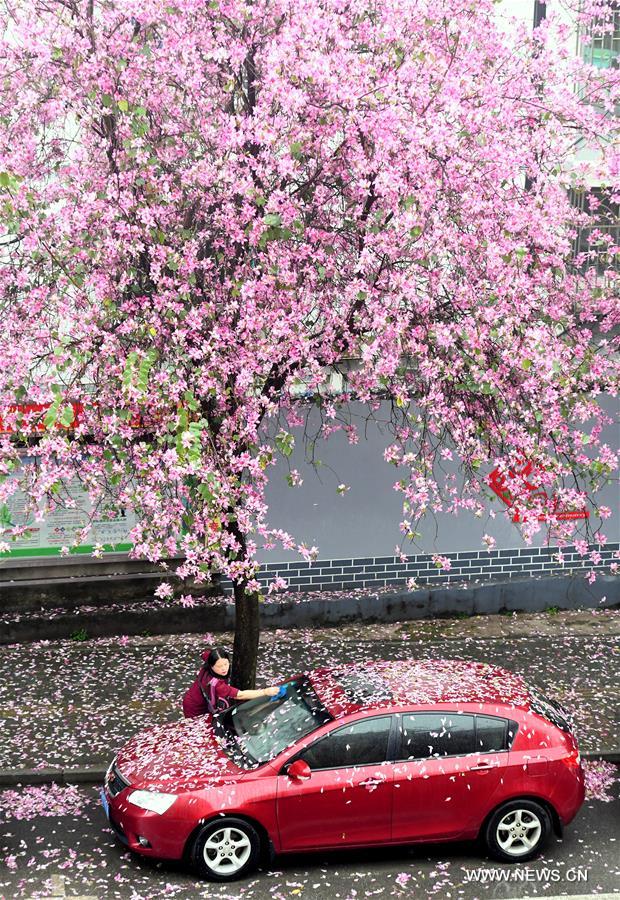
top-left (257, 398), bottom-right (619, 564)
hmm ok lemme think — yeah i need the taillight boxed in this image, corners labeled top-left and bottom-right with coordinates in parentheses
top-left (562, 748), bottom-right (582, 773)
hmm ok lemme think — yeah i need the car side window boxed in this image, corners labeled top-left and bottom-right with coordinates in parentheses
top-left (399, 713), bottom-right (476, 759)
top-left (299, 717), bottom-right (392, 770)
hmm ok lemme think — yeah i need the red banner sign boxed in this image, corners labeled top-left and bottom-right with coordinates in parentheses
top-left (0, 402), bottom-right (151, 435)
top-left (0, 402), bottom-right (84, 434)
top-left (489, 459), bottom-right (589, 522)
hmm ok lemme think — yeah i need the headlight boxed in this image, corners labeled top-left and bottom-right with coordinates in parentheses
top-left (127, 790), bottom-right (177, 814)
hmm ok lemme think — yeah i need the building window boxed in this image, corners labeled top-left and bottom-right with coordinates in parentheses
top-left (569, 187), bottom-right (620, 276)
top-left (580, 2), bottom-right (620, 69)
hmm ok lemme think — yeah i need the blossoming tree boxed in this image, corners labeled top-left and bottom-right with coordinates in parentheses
top-left (0, 0), bottom-right (618, 686)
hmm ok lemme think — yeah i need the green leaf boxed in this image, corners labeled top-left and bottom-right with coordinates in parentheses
top-left (117, 99), bottom-right (129, 112)
top-left (122, 351), bottom-right (139, 391)
top-left (101, 93), bottom-right (114, 108)
top-left (263, 213), bottom-right (282, 227)
top-left (198, 483), bottom-right (214, 502)
top-left (44, 398), bottom-right (61, 429)
top-left (59, 405), bottom-right (75, 428)
top-left (290, 141), bottom-right (303, 160)
top-left (132, 120), bottom-right (148, 137)
top-left (0, 171), bottom-right (21, 190)
top-left (136, 349), bottom-right (158, 394)
top-left (183, 391), bottom-right (199, 412)
top-left (521, 359), bottom-right (533, 370)
top-left (275, 430), bottom-right (295, 458)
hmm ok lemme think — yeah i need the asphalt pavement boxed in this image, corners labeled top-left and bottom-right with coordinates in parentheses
top-left (0, 608), bottom-right (619, 899)
top-left (0, 778), bottom-right (618, 899)
top-left (0, 608), bottom-right (618, 776)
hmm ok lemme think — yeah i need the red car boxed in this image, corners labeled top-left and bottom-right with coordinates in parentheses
top-left (101, 659), bottom-right (584, 882)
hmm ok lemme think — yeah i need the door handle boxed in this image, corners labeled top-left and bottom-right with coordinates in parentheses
top-left (360, 777), bottom-right (385, 790)
top-left (469, 762), bottom-right (494, 772)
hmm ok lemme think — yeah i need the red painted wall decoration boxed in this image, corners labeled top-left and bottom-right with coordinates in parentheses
top-left (489, 459), bottom-right (589, 522)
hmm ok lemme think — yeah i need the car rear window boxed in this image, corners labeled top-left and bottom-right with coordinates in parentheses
top-left (528, 689), bottom-right (574, 733)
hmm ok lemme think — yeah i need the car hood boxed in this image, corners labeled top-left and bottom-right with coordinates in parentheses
top-left (114, 715), bottom-right (246, 791)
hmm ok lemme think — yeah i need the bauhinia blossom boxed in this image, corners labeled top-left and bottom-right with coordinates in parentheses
top-left (0, 0), bottom-right (618, 685)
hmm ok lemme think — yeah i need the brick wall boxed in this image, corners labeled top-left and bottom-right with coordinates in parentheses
top-left (228, 543), bottom-right (620, 594)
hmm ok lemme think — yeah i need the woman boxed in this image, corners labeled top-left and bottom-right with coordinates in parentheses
top-left (182, 647), bottom-right (280, 718)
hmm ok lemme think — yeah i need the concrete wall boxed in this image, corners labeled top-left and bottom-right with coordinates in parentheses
top-left (257, 398), bottom-right (619, 565)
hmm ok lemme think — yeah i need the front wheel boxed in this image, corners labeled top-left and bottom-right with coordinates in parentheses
top-left (484, 799), bottom-right (552, 862)
top-left (191, 817), bottom-right (261, 882)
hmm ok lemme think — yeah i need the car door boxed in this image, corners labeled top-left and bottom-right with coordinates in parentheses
top-left (276, 715), bottom-right (395, 851)
top-left (391, 712), bottom-right (507, 842)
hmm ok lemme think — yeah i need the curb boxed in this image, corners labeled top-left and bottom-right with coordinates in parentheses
top-left (2, 574), bottom-right (619, 645)
top-left (1, 751), bottom-right (618, 787)
top-left (0, 766), bottom-right (107, 786)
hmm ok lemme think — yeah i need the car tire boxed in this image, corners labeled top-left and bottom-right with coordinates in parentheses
top-left (190, 817), bottom-right (262, 882)
top-left (484, 799), bottom-right (552, 862)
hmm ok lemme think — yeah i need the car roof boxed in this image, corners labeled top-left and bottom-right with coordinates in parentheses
top-left (308, 659), bottom-right (531, 718)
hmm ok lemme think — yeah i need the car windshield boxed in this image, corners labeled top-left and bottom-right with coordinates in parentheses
top-left (215, 677), bottom-right (331, 767)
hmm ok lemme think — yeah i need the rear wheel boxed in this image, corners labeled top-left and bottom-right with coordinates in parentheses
top-left (484, 799), bottom-right (552, 862)
top-left (191, 817), bottom-right (261, 882)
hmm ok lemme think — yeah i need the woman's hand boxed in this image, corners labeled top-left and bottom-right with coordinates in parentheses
top-left (263, 686), bottom-right (280, 697)
top-left (236, 685), bottom-right (282, 701)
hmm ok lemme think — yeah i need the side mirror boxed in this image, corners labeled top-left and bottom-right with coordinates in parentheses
top-left (287, 759), bottom-right (311, 781)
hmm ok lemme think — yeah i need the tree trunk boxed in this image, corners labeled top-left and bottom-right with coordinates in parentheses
top-left (231, 580), bottom-right (260, 690)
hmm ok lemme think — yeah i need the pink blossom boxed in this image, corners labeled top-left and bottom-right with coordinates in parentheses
top-left (154, 582), bottom-right (174, 600)
top-left (583, 759), bottom-right (618, 802)
top-left (0, 0), bottom-right (616, 612)
top-left (0, 784), bottom-right (86, 820)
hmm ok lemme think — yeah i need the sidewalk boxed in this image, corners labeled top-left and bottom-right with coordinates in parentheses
top-left (0, 608), bottom-right (618, 782)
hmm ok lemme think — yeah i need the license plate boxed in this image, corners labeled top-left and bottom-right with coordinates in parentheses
top-left (100, 788), bottom-right (110, 821)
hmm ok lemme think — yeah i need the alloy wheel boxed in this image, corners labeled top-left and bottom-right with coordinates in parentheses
top-left (202, 826), bottom-right (253, 875)
top-left (495, 808), bottom-right (543, 856)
